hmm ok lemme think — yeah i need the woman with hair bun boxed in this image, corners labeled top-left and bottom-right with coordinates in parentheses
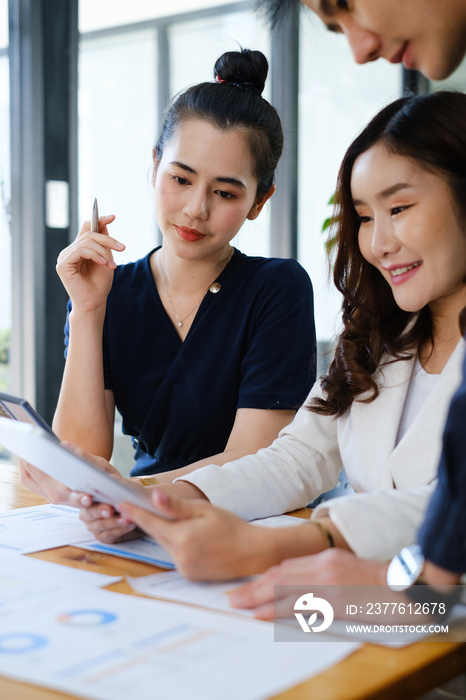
top-left (21, 49), bottom-right (316, 516)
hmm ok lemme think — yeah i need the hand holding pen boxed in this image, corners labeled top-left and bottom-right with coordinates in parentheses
top-left (88, 198), bottom-right (123, 266)
top-left (54, 199), bottom-right (125, 311)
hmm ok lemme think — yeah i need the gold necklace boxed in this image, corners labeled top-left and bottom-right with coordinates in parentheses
top-left (159, 248), bottom-right (233, 328)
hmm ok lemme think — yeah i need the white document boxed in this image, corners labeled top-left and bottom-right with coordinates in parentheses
top-left (0, 587), bottom-right (359, 700)
top-left (74, 536), bottom-right (175, 569)
top-left (128, 570), bottom-right (255, 616)
top-left (0, 504), bottom-right (93, 553)
top-left (0, 550), bottom-right (121, 610)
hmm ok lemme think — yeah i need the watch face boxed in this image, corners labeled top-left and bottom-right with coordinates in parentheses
top-left (386, 544), bottom-right (425, 591)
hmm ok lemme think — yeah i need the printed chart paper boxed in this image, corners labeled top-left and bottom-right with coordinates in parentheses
top-left (0, 504), bottom-right (93, 553)
top-left (0, 504), bottom-right (174, 567)
top-left (0, 587), bottom-right (359, 700)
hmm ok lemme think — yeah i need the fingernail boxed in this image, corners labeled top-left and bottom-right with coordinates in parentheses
top-left (115, 241), bottom-right (125, 250)
top-left (117, 519), bottom-right (135, 529)
top-left (81, 495), bottom-right (92, 507)
top-left (101, 508), bottom-right (111, 518)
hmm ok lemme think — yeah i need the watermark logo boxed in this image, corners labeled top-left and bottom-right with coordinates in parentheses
top-left (275, 585), bottom-right (463, 643)
top-left (294, 593), bottom-right (334, 633)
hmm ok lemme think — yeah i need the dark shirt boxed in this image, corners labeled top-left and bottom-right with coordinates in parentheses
top-left (65, 247), bottom-right (316, 476)
top-left (418, 345), bottom-right (466, 573)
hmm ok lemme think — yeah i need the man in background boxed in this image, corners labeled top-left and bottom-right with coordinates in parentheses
top-left (260, 0), bottom-right (466, 81)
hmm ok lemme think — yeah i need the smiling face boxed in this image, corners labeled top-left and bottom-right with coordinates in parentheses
top-left (352, 143), bottom-right (466, 316)
top-left (153, 118), bottom-right (272, 262)
top-left (302, 0), bottom-right (466, 80)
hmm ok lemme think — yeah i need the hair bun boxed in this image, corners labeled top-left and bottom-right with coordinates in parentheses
top-left (214, 48), bottom-right (268, 95)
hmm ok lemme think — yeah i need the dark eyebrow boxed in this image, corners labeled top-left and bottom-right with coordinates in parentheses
top-left (169, 161), bottom-right (246, 189)
top-left (353, 183), bottom-right (413, 206)
top-left (378, 183), bottom-right (413, 199)
top-left (215, 176), bottom-right (246, 189)
top-left (170, 161), bottom-right (195, 174)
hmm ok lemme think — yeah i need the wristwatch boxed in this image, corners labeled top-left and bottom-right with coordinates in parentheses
top-left (386, 544), bottom-right (425, 591)
top-left (387, 545), bottom-right (461, 615)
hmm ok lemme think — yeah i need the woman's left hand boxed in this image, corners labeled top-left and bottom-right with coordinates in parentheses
top-left (118, 489), bottom-right (274, 581)
top-left (229, 549), bottom-right (388, 619)
top-left (20, 459), bottom-right (75, 505)
top-left (21, 442), bottom-right (139, 542)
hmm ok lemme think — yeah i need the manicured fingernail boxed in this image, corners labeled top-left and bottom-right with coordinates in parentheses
top-left (115, 241), bottom-right (125, 250)
top-left (81, 496), bottom-right (92, 507)
top-left (100, 508), bottom-right (111, 518)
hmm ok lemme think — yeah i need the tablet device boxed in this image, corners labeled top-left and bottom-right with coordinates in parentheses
top-left (0, 418), bottom-right (169, 518)
top-left (0, 392), bottom-right (57, 438)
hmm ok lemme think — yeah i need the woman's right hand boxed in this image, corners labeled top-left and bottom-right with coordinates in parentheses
top-left (56, 214), bottom-right (125, 313)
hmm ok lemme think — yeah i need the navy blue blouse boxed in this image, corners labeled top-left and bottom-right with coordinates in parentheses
top-left (65, 247), bottom-right (316, 476)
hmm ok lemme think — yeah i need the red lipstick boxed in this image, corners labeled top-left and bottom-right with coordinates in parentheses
top-left (175, 226), bottom-right (205, 242)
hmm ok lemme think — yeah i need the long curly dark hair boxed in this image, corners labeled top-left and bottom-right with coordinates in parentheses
top-left (310, 91), bottom-right (466, 417)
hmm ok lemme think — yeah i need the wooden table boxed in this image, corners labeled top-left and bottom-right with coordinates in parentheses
top-left (1, 461), bottom-right (465, 700)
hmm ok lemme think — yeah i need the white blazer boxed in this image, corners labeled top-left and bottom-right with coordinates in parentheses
top-left (182, 340), bottom-right (465, 560)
